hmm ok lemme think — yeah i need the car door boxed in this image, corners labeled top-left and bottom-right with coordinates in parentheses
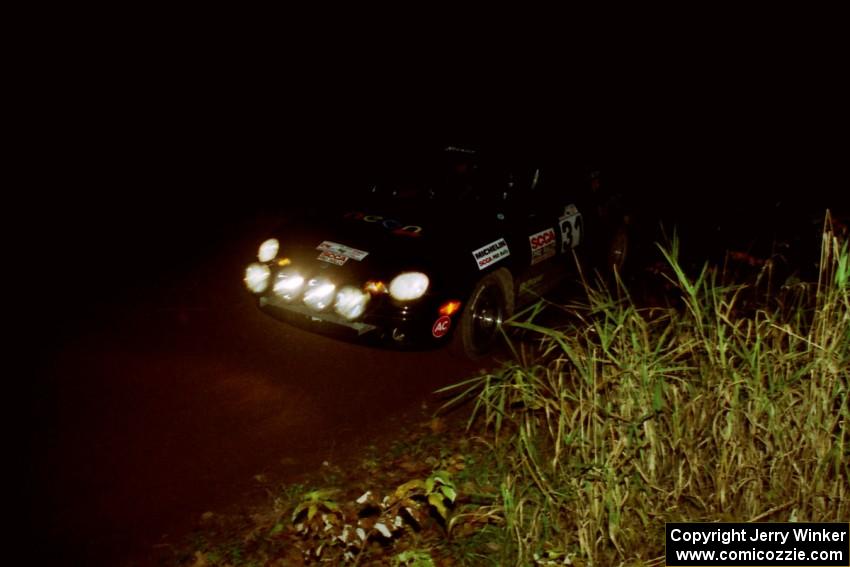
top-left (501, 166), bottom-right (577, 301)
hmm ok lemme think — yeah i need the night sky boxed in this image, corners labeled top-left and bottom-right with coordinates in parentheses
top-left (31, 62), bottom-right (845, 294)
top-left (18, 23), bottom-right (848, 330)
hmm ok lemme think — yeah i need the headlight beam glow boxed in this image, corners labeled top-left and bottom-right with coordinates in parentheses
top-left (273, 268), bottom-right (305, 301)
top-left (334, 286), bottom-right (370, 320)
top-left (303, 278), bottom-right (336, 311)
top-left (389, 272), bottom-right (430, 301)
top-left (244, 263), bottom-right (271, 293)
top-left (258, 238), bottom-right (280, 262)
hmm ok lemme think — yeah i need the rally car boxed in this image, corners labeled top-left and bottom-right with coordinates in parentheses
top-left (243, 146), bottom-right (627, 358)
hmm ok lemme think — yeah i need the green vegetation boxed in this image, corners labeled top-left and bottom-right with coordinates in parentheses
top-left (438, 214), bottom-right (848, 565)
top-left (176, 215), bottom-right (848, 566)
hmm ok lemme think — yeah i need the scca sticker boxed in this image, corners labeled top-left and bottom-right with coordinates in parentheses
top-left (528, 227), bottom-right (556, 265)
top-left (472, 238), bottom-right (510, 270)
top-left (317, 250), bottom-right (348, 266)
top-left (316, 241), bottom-right (369, 261)
top-left (432, 315), bottom-right (451, 338)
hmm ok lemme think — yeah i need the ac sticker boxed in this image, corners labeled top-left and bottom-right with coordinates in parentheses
top-left (432, 315), bottom-right (452, 338)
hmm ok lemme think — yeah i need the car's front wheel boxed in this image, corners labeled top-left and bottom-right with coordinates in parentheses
top-left (451, 269), bottom-right (514, 359)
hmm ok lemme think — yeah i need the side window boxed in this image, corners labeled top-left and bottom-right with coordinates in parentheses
top-left (526, 167), bottom-right (565, 210)
top-left (503, 167), bottom-right (540, 199)
top-left (496, 166), bottom-right (553, 216)
top-left (530, 168), bottom-right (542, 191)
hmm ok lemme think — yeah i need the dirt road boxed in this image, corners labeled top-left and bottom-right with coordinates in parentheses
top-left (26, 224), bottom-right (482, 565)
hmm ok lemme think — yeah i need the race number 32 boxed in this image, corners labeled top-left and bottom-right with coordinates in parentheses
top-left (559, 207), bottom-right (583, 252)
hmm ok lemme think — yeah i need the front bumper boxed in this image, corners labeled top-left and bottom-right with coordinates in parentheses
top-left (255, 286), bottom-right (453, 348)
top-left (259, 295), bottom-right (379, 336)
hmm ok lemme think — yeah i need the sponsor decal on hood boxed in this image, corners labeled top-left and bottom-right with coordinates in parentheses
top-left (343, 211), bottom-right (423, 237)
top-left (316, 241), bottom-right (369, 261)
top-left (472, 238), bottom-right (510, 270)
top-left (317, 250), bottom-right (349, 266)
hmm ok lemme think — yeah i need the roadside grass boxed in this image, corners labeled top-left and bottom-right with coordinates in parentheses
top-left (172, 214), bottom-right (847, 566)
top-left (438, 213), bottom-right (848, 565)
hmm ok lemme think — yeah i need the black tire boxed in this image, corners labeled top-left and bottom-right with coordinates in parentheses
top-left (451, 269), bottom-right (514, 359)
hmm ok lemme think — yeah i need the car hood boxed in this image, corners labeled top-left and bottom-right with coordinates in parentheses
top-left (269, 201), bottom-right (504, 287)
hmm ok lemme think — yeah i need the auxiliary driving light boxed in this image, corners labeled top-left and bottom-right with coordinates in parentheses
top-left (302, 277), bottom-right (336, 311)
top-left (334, 286), bottom-right (370, 320)
top-left (272, 268), bottom-right (305, 301)
top-left (258, 238), bottom-right (279, 262)
top-left (244, 263), bottom-right (271, 293)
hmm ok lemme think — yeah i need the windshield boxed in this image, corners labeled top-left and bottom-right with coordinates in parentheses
top-left (364, 147), bottom-right (491, 202)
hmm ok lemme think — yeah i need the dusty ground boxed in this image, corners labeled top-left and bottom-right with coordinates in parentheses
top-left (26, 223), bottom-right (484, 566)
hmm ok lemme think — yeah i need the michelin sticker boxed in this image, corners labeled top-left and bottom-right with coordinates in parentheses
top-left (558, 204), bottom-right (583, 252)
top-left (473, 238), bottom-right (510, 270)
top-left (528, 227), bottom-right (556, 265)
top-left (316, 241), bottom-right (369, 261)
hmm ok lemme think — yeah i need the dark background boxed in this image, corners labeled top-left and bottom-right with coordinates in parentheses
top-left (16, 18), bottom-right (849, 566)
top-left (17, 23), bottom-right (849, 352)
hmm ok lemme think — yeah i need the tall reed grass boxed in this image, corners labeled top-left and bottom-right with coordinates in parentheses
top-left (441, 214), bottom-right (849, 565)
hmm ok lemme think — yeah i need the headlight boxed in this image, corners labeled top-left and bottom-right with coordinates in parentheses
top-left (334, 286), bottom-right (370, 320)
top-left (303, 277), bottom-right (336, 311)
top-left (258, 238), bottom-right (279, 262)
top-left (244, 263), bottom-right (271, 293)
top-left (389, 272), bottom-right (430, 301)
top-left (273, 267), bottom-right (304, 301)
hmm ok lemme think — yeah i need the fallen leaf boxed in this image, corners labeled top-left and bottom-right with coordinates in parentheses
top-left (375, 522), bottom-right (392, 538)
top-left (429, 417), bottom-right (448, 434)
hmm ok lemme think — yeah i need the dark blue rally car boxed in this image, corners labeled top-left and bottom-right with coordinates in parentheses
top-left (243, 146), bottom-right (627, 357)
